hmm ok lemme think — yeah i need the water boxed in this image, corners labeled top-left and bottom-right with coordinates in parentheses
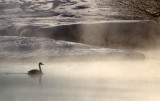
top-left (1, 60), bottom-right (160, 101)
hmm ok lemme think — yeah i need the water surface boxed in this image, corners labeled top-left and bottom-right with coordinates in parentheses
top-left (0, 60), bottom-right (160, 101)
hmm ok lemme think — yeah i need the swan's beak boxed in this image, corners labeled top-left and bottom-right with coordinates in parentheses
top-left (42, 63), bottom-right (44, 65)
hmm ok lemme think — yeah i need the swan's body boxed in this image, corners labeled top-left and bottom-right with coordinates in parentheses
top-left (28, 62), bottom-right (44, 75)
top-left (28, 69), bottom-right (42, 75)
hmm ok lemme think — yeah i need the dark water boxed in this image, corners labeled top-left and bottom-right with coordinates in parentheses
top-left (1, 60), bottom-right (160, 101)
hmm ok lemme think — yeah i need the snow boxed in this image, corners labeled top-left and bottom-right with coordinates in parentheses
top-left (0, 0), bottom-right (154, 60)
top-left (0, 0), bottom-right (113, 27)
top-left (0, 36), bottom-right (144, 61)
top-left (0, 20), bottom-right (158, 50)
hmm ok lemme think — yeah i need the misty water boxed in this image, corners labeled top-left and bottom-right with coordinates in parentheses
top-left (1, 57), bottom-right (160, 101)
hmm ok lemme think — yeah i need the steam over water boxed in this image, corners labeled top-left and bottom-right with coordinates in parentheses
top-left (0, 0), bottom-right (160, 101)
top-left (1, 59), bottom-right (160, 101)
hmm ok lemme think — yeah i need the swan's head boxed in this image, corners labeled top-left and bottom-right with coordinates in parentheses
top-left (39, 62), bottom-right (44, 65)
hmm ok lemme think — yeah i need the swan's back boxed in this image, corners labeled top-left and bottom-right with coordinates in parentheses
top-left (28, 69), bottom-right (42, 75)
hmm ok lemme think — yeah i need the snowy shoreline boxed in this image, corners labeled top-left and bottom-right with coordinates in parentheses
top-left (0, 20), bottom-right (159, 49)
top-left (0, 0), bottom-right (158, 61)
top-left (0, 36), bottom-right (145, 61)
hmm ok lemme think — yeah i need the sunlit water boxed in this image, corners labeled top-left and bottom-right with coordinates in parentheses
top-left (1, 59), bottom-right (160, 101)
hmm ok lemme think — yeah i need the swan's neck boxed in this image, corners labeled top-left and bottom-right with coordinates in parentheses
top-left (39, 64), bottom-right (42, 73)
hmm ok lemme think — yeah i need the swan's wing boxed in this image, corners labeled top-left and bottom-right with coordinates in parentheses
top-left (28, 69), bottom-right (39, 73)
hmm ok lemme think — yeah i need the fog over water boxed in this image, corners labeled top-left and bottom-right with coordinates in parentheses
top-left (1, 58), bottom-right (160, 101)
top-left (0, 0), bottom-right (160, 101)
top-left (1, 47), bottom-right (160, 101)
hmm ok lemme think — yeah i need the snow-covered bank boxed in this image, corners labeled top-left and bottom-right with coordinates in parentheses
top-left (0, 0), bottom-right (112, 27)
top-left (0, 36), bottom-right (145, 61)
top-left (0, 0), bottom-right (159, 49)
top-left (0, 21), bottom-right (159, 49)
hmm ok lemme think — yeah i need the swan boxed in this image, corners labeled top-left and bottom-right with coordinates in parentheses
top-left (28, 62), bottom-right (44, 75)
